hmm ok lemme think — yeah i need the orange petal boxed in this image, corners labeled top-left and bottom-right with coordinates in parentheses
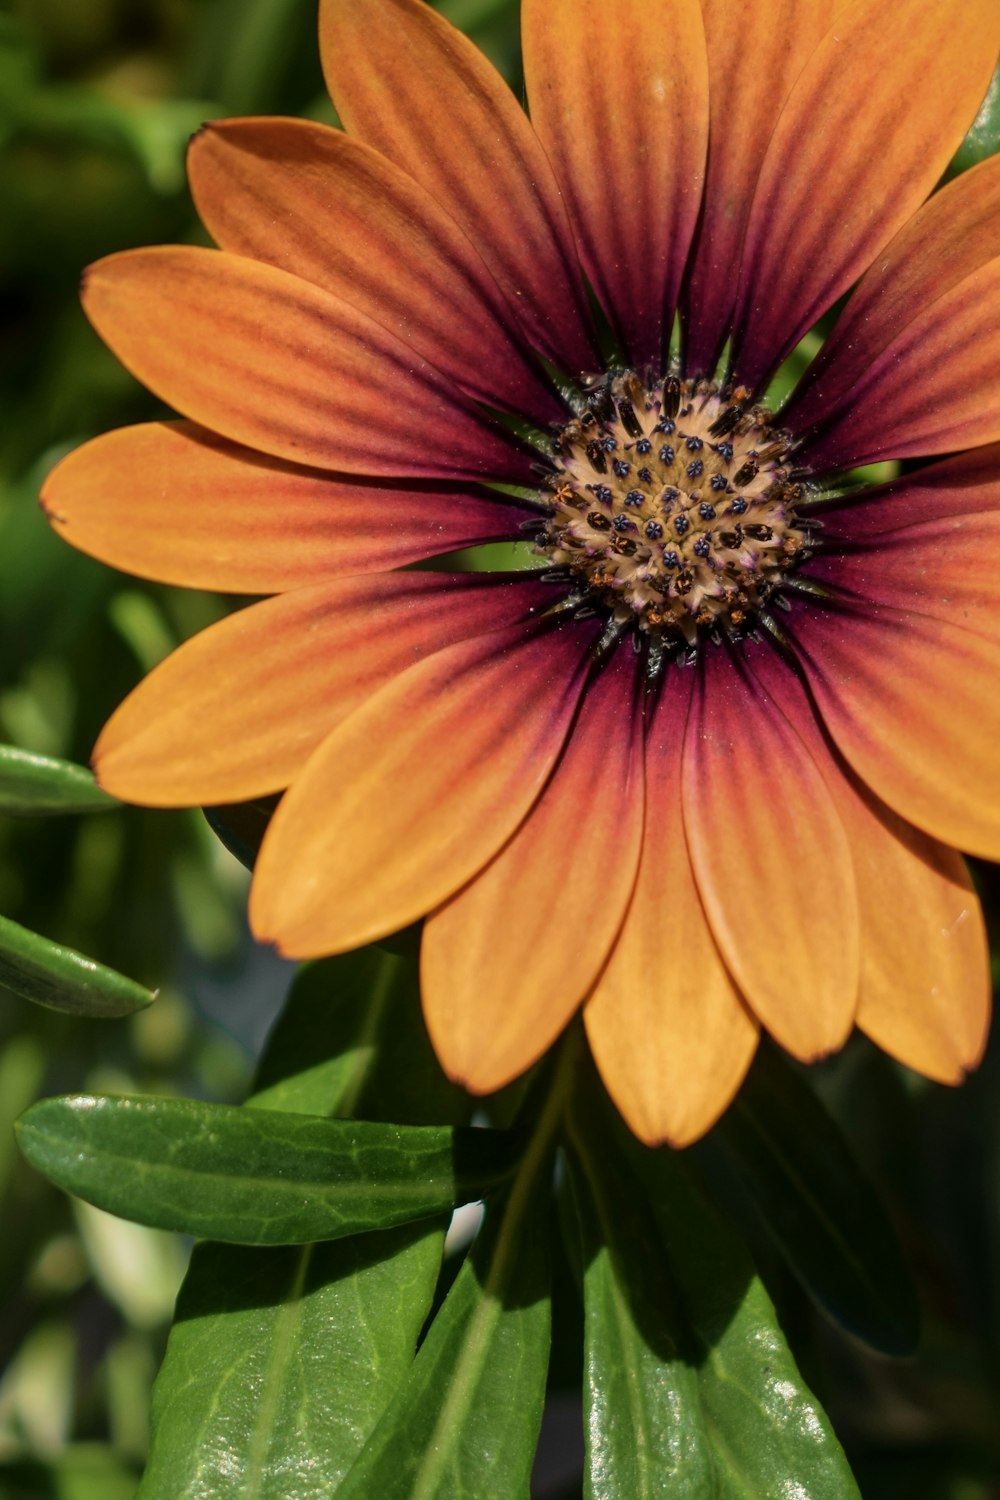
top-left (792, 257), bottom-right (1000, 472)
top-left (249, 617), bottom-right (599, 955)
top-left (809, 509), bottom-right (1000, 639)
top-left (421, 647), bottom-right (645, 1096)
top-left (82, 247), bottom-right (532, 483)
top-left (682, 0), bottom-right (844, 377)
top-left (682, 644), bottom-right (858, 1059)
top-left (731, 0), bottom-right (1000, 390)
top-left (816, 445), bottom-right (1000, 541)
top-left (95, 574), bottom-right (551, 806)
top-left (41, 421), bottom-right (532, 592)
top-left (319, 0), bottom-right (597, 373)
top-left (751, 648), bottom-right (990, 1084)
top-left (585, 667), bottom-right (758, 1148)
top-left (187, 118), bottom-right (560, 426)
top-left (796, 602), bottom-right (1000, 860)
top-left (786, 153), bottom-right (1000, 447)
top-left (522, 0), bottom-right (708, 369)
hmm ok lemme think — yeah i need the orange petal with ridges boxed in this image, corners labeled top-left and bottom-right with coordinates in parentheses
top-left (250, 618), bottom-right (599, 956)
top-left (809, 510), bottom-right (1000, 639)
top-left (82, 247), bottom-right (532, 484)
top-left (95, 574), bottom-right (551, 807)
top-left (786, 153), bottom-right (1000, 444)
top-left (682, 645), bottom-right (858, 1059)
top-left (731, 0), bottom-right (1000, 391)
top-left (422, 647), bottom-right (644, 1096)
top-left (42, 422), bottom-right (531, 592)
top-left (585, 668), bottom-right (758, 1149)
top-left (792, 258), bottom-right (1000, 472)
top-left (187, 118), bottom-right (560, 426)
top-left (796, 603), bottom-right (1000, 860)
top-left (816, 446), bottom-right (1000, 541)
top-left (682, 0), bottom-right (843, 378)
top-left (319, 0), bottom-right (597, 373)
top-left (751, 648), bottom-right (990, 1084)
top-left (522, 0), bottom-right (708, 369)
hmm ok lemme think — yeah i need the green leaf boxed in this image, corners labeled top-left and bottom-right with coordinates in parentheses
top-left (138, 1229), bottom-right (444, 1500)
top-left (0, 743), bottom-right (117, 815)
top-left (611, 1106), bottom-right (863, 1500)
top-left (0, 912), bottom-right (154, 1017)
top-left (137, 949), bottom-right (462, 1497)
top-left (695, 1042), bottom-right (919, 1355)
top-left (15, 1094), bottom-right (517, 1244)
top-left (334, 1075), bottom-right (563, 1500)
top-left (251, 949), bottom-right (471, 1125)
top-left (949, 59), bottom-right (1000, 177)
top-left (562, 1106), bottom-right (714, 1499)
top-left (203, 796), bottom-right (277, 872)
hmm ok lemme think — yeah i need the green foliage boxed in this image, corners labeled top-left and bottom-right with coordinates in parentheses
top-left (0, 911), bottom-right (154, 1017)
top-left (16, 1095), bottom-right (516, 1244)
top-left (696, 1043), bottom-right (920, 1355)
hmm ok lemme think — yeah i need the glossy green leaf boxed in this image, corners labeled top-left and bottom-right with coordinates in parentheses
top-left (0, 743), bottom-right (117, 815)
top-left (563, 1106), bottom-right (714, 1499)
top-left (334, 1077), bottom-right (562, 1500)
top-left (137, 950), bottom-right (462, 1497)
top-left (611, 1106), bottom-right (863, 1500)
top-left (139, 1229), bottom-right (444, 1500)
top-left (0, 912), bottom-right (154, 1017)
top-left (949, 59), bottom-right (1000, 177)
top-left (15, 1093), bottom-right (516, 1244)
top-left (251, 949), bottom-right (471, 1125)
top-left (203, 796), bottom-right (277, 873)
top-left (694, 1043), bottom-right (919, 1355)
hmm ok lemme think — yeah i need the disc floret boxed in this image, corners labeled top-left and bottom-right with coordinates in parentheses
top-left (538, 372), bottom-right (809, 647)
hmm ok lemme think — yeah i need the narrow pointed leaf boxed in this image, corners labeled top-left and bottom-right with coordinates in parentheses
top-left (611, 1105), bottom-right (862, 1500)
top-left (15, 1094), bottom-right (516, 1244)
top-left (0, 743), bottom-right (118, 814)
top-left (251, 949), bottom-right (471, 1125)
top-left (694, 1043), bottom-right (919, 1354)
top-left (950, 58), bottom-right (1000, 176)
top-left (0, 912), bottom-right (154, 1017)
top-left (139, 950), bottom-right (462, 1497)
top-left (138, 1229), bottom-right (444, 1500)
top-left (563, 1105), bottom-right (714, 1499)
top-left (334, 1093), bottom-right (559, 1499)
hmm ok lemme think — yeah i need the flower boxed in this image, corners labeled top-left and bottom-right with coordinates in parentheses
top-left (43, 0), bottom-right (1000, 1145)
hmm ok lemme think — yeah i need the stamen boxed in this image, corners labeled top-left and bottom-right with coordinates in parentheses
top-left (536, 371), bottom-right (809, 649)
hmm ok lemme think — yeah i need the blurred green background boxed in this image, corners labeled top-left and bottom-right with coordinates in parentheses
top-left (1, 1), bottom-right (999, 1496)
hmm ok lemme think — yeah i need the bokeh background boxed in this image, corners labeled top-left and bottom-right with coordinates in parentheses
top-left (1, 2), bottom-right (999, 1496)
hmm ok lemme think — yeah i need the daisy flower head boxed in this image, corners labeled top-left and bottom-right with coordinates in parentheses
top-left (44, 0), bottom-right (1000, 1145)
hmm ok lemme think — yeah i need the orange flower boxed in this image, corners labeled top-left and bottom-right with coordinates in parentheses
top-left (44, 0), bottom-right (1000, 1144)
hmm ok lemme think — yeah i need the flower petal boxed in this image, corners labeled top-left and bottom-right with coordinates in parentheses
top-left (522, 0), bottom-right (708, 370)
top-left (682, 644), bottom-right (858, 1059)
top-left (808, 509), bottom-right (1000, 639)
top-left (319, 0), bottom-right (597, 373)
top-left (791, 258), bottom-right (1000, 472)
top-left (785, 154), bottom-right (1000, 454)
top-left (814, 445), bottom-right (1000, 542)
top-left (82, 247), bottom-right (533, 483)
top-left (585, 667), bottom-right (758, 1149)
top-left (751, 648), bottom-right (990, 1085)
top-left (187, 117), bottom-right (562, 426)
top-left (681, 0), bottom-right (841, 378)
top-left (730, 0), bottom-right (1000, 392)
top-left (42, 421), bottom-right (533, 592)
top-left (794, 601), bottom-right (1000, 859)
top-left (249, 617), bottom-right (600, 956)
top-left (94, 573), bottom-right (552, 806)
top-left (421, 647), bottom-right (644, 1097)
